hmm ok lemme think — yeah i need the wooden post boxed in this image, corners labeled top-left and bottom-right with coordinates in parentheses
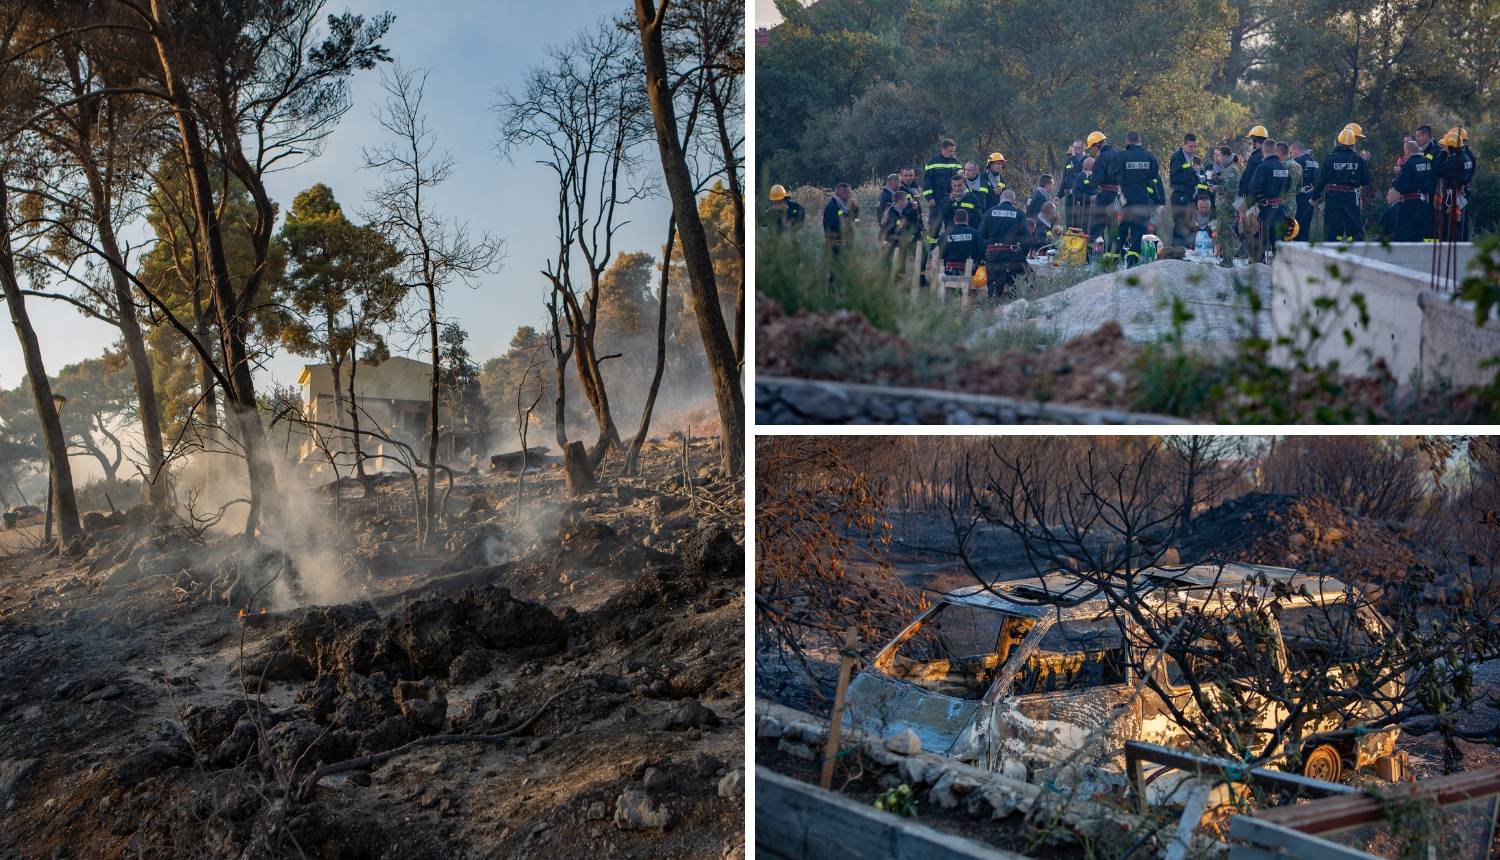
top-left (820, 628), bottom-right (858, 791)
top-left (1126, 742), bottom-right (1147, 816)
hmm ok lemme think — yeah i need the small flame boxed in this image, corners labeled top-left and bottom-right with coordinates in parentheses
top-left (237, 609), bottom-right (247, 621)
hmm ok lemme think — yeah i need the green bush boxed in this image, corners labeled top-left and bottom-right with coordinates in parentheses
top-left (74, 476), bottom-right (146, 513)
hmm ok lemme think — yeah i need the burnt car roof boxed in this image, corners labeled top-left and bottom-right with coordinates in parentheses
top-left (941, 562), bottom-right (1350, 616)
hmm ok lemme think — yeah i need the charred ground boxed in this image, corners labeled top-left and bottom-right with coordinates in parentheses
top-left (0, 437), bottom-right (743, 860)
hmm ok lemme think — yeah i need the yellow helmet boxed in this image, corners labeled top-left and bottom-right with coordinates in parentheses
top-left (768, 184), bottom-right (788, 201)
top-left (1086, 131), bottom-right (1107, 148)
top-left (987, 151), bottom-right (1006, 164)
top-left (971, 264), bottom-right (987, 290)
top-left (1460, 127), bottom-right (1471, 144)
top-left (1441, 131), bottom-right (1461, 149)
top-left (1343, 122), bottom-right (1366, 138)
top-left (1284, 217), bottom-right (1300, 241)
top-left (1248, 124), bottom-right (1268, 139)
top-left (1337, 128), bottom-right (1357, 146)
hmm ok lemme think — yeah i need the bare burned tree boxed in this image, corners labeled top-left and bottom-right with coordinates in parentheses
top-left (364, 64), bottom-right (503, 545)
top-left (950, 439), bottom-right (1500, 779)
top-left (633, 0), bottom-right (743, 476)
top-left (1163, 435), bottom-right (1249, 530)
top-left (1261, 436), bottom-right (1429, 521)
top-left (513, 342), bottom-right (545, 507)
top-left (493, 21), bottom-right (649, 466)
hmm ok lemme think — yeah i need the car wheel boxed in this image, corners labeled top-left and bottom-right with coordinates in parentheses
top-left (1302, 743), bottom-right (1342, 783)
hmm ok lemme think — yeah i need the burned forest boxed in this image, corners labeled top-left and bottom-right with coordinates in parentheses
top-left (755, 436), bottom-right (1500, 859)
top-left (0, 0), bottom-right (745, 858)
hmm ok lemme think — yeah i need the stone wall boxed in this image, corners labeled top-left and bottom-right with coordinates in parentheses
top-left (756, 377), bottom-right (1188, 425)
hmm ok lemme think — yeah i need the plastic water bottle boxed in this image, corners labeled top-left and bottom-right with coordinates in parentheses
top-left (1195, 229), bottom-right (1213, 258)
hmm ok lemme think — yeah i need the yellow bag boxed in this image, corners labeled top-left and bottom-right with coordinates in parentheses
top-left (1058, 229), bottom-right (1089, 266)
top-left (971, 265), bottom-right (987, 289)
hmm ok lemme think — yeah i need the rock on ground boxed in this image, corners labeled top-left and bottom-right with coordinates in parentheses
top-left (993, 258), bottom-right (1272, 344)
top-left (614, 789), bottom-right (674, 830)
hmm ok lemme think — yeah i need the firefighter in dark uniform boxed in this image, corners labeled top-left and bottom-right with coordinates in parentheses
top-left (977, 155), bottom-right (1006, 206)
top-left (1314, 128), bottom-right (1372, 243)
top-left (822, 183), bottom-right (858, 282)
top-left (1290, 142), bottom-right (1320, 243)
top-left (1247, 138), bottom-right (1291, 258)
top-left (881, 189), bottom-right (924, 275)
top-left (920, 138), bottom-right (962, 286)
top-left (1390, 139), bottom-right (1435, 242)
top-left (1072, 157), bottom-right (1098, 241)
top-left (940, 209), bottom-right (983, 280)
top-left (1060, 139), bottom-right (1085, 228)
top-left (767, 185), bottom-right (805, 229)
top-left (1415, 125), bottom-right (1439, 167)
top-left (1119, 132), bottom-right (1164, 266)
top-left (1087, 131), bottom-right (1120, 246)
top-left (1433, 130), bottom-right (1466, 243)
top-left (1414, 126), bottom-right (1441, 239)
top-left (1238, 124), bottom-right (1269, 198)
top-left (955, 177), bottom-right (990, 235)
top-left (979, 189), bottom-right (1029, 300)
top-left (1168, 133), bottom-right (1200, 247)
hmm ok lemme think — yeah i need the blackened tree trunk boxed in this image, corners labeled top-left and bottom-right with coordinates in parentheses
top-left (346, 310), bottom-right (373, 495)
top-left (706, 85), bottom-right (745, 368)
top-left (0, 178), bottom-right (81, 546)
top-left (547, 293), bottom-right (570, 453)
top-left (626, 215), bottom-right (675, 476)
top-left (633, 0), bottom-right (744, 475)
top-left (425, 279), bottom-right (440, 538)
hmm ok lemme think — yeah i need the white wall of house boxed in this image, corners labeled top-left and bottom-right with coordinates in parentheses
top-left (297, 356), bottom-right (448, 469)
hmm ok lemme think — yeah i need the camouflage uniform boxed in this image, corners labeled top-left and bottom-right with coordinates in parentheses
top-left (1283, 159), bottom-right (1302, 221)
top-left (1215, 159), bottom-right (1242, 266)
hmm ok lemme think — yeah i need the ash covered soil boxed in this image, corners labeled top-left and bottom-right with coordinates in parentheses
top-left (0, 437), bottom-right (744, 859)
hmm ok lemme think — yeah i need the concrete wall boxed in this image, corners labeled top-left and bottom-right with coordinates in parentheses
top-left (296, 356), bottom-right (448, 466)
top-left (1270, 243), bottom-right (1500, 389)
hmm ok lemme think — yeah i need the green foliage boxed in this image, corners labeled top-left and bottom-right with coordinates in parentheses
top-left (757, 12), bottom-right (906, 183)
top-left (762, 0), bottom-right (1499, 207)
top-left (275, 183), bottom-right (405, 370)
top-left (759, 0), bottom-right (1243, 185)
top-left (439, 323), bottom-right (486, 433)
top-left (872, 783), bottom-right (917, 817)
top-left (597, 251), bottom-right (656, 348)
top-left (758, 214), bottom-right (952, 347)
top-left (137, 157), bottom-right (284, 436)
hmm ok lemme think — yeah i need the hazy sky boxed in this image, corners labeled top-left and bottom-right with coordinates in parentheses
top-left (755, 0), bottom-right (783, 25)
top-left (0, 0), bottom-right (677, 392)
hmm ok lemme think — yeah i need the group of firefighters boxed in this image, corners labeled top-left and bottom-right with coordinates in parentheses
top-left (765, 122), bottom-right (1479, 300)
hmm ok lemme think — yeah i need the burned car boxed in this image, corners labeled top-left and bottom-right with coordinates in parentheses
top-left (843, 563), bottom-right (1404, 793)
